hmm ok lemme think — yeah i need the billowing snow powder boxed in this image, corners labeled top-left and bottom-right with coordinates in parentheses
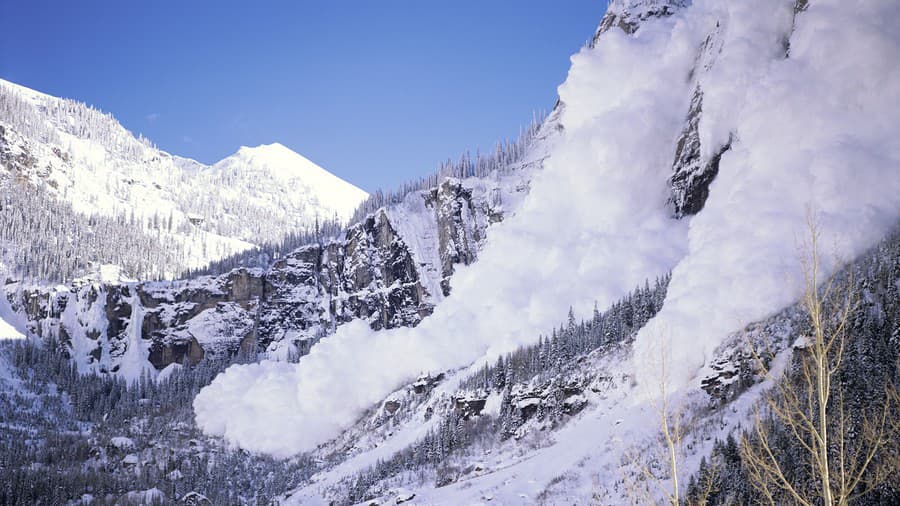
top-left (194, 0), bottom-right (900, 456)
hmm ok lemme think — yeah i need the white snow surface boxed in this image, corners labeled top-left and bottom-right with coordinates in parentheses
top-left (212, 143), bottom-right (367, 223)
top-left (194, 0), bottom-right (900, 457)
top-left (156, 363), bottom-right (183, 384)
top-left (110, 436), bottom-right (135, 450)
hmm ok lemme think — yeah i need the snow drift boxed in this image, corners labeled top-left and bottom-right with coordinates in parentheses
top-left (194, 0), bottom-right (900, 457)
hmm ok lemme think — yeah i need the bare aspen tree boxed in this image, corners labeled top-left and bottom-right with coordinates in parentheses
top-left (741, 213), bottom-right (896, 506)
top-left (624, 333), bottom-right (717, 506)
top-left (657, 338), bottom-right (683, 506)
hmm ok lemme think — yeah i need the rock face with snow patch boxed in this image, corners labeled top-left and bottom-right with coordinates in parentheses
top-left (425, 180), bottom-right (500, 295)
top-left (668, 86), bottom-right (732, 217)
top-left (594, 0), bottom-right (688, 40)
top-left (254, 209), bottom-right (428, 352)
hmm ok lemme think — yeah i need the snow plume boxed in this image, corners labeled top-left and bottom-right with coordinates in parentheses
top-left (194, 0), bottom-right (900, 456)
top-left (634, 0), bottom-right (900, 392)
top-left (194, 5), bottom-right (700, 457)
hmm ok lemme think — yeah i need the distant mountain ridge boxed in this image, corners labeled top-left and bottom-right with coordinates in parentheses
top-left (0, 78), bottom-right (367, 280)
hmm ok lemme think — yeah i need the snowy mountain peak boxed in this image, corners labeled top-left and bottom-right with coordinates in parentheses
top-left (237, 141), bottom-right (291, 154)
top-left (214, 142), bottom-right (368, 222)
top-left (232, 142), bottom-right (324, 173)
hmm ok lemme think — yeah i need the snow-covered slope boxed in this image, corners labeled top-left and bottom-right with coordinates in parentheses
top-left (280, 225), bottom-right (898, 506)
top-left (0, 79), bottom-right (367, 278)
top-left (192, 0), bottom-right (900, 499)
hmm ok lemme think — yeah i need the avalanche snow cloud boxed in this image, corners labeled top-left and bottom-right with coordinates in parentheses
top-left (194, 0), bottom-right (900, 457)
top-left (634, 0), bottom-right (900, 389)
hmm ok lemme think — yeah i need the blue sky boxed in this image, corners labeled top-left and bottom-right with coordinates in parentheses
top-left (1, 1), bottom-right (604, 192)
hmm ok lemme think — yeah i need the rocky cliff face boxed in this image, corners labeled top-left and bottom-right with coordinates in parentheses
top-left (425, 180), bottom-right (503, 296)
top-left (4, 166), bottom-right (536, 375)
top-left (665, 0), bottom-right (813, 218)
top-left (668, 85), bottom-right (733, 218)
top-left (593, 0), bottom-right (688, 40)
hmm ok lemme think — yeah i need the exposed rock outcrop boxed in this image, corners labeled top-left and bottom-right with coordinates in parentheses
top-left (425, 180), bottom-right (499, 296)
top-left (593, 0), bottom-right (688, 40)
top-left (668, 86), bottom-right (732, 218)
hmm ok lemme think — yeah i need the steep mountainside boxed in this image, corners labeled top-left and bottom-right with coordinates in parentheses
top-left (0, 79), bottom-right (367, 279)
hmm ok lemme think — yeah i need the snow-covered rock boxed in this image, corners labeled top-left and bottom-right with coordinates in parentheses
top-left (180, 491), bottom-right (212, 505)
top-left (110, 436), bottom-right (135, 451)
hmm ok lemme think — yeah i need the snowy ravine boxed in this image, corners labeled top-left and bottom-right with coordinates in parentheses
top-left (0, 79), bottom-right (368, 277)
top-left (193, 0), bottom-right (900, 496)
